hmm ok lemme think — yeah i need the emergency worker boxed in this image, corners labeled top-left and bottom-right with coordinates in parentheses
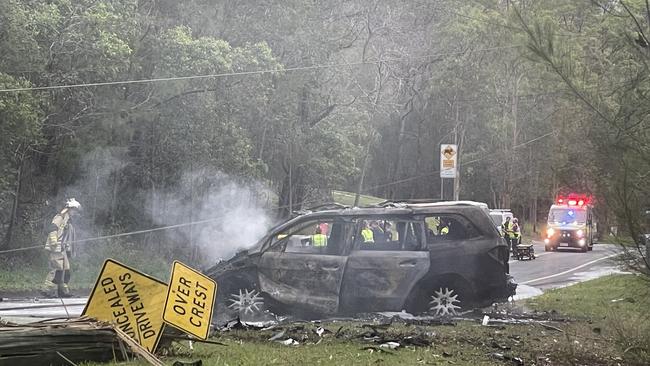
top-left (439, 220), bottom-right (450, 235)
top-left (502, 217), bottom-right (514, 252)
top-left (512, 218), bottom-right (522, 245)
top-left (44, 198), bottom-right (81, 297)
top-left (383, 222), bottom-right (394, 241)
top-left (361, 221), bottom-right (374, 243)
top-left (370, 221), bottom-right (386, 242)
top-left (311, 226), bottom-right (328, 247)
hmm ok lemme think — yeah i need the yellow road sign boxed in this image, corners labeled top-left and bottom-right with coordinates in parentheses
top-left (162, 261), bottom-right (217, 340)
top-left (82, 259), bottom-right (167, 352)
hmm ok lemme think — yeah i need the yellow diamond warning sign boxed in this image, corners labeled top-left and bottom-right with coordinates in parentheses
top-left (82, 259), bottom-right (167, 352)
top-left (162, 261), bottom-right (217, 340)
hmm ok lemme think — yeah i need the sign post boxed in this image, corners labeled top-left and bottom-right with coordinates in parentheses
top-left (162, 261), bottom-right (217, 340)
top-left (440, 144), bottom-right (458, 200)
top-left (82, 259), bottom-right (168, 352)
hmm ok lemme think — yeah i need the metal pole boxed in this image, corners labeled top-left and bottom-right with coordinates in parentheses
top-left (440, 178), bottom-right (444, 200)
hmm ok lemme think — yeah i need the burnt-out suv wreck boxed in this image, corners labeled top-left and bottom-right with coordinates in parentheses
top-left (206, 201), bottom-right (516, 324)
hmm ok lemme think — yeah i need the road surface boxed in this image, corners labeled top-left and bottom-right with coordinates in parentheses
top-left (509, 242), bottom-right (623, 299)
top-left (0, 243), bottom-right (623, 323)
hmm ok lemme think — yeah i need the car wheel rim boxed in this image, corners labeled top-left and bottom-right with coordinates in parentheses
top-left (429, 287), bottom-right (461, 316)
top-left (228, 288), bottom-right (264, 315)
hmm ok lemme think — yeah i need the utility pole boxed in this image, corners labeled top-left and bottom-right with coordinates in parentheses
top-left (354, 137), bottom-right (373, 207)
top-left (453, 103), bottom-right (461, 201)
top-left (288, 143), bottom-right (293, 214)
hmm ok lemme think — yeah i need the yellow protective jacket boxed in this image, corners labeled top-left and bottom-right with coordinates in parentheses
top-left (45, 209), bottom-right (75, 253)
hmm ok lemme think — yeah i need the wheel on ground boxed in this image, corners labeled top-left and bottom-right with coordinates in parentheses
top-left (581, 245), bottom-right (588, 253)
top-left (545, 245), bottom-right (551, 252)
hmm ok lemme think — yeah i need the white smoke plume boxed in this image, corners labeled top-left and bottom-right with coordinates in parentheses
top-left (149, 169), bottom-right (275, 266)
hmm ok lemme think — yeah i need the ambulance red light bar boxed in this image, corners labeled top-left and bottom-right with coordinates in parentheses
top-left (556, 194), bottom-right (591, 206)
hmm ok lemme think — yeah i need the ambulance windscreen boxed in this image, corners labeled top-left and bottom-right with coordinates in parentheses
top-left (548, 208), bottom-right (587, 224)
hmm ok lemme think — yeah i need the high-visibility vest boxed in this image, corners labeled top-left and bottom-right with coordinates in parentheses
top-left (440, 226), bottom-right (449, 235)
top-left (361, 228), bottom-right (374, 243)
top-left (503, 222), bottom-right (516, 238)
top-left (312, 234), bottom-right (327, 247)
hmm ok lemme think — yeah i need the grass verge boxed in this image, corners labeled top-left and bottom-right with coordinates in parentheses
top-left (527, 274), bottom-right (650, 364)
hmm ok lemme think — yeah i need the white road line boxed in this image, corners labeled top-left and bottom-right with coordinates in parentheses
top-left (521, 253), bottom-right (619, 285)
top-left (508, 252), bottom-right (552, 264)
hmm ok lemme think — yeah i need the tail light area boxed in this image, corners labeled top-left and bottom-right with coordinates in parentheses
top-left (488, 240), bottom-right (510, 273)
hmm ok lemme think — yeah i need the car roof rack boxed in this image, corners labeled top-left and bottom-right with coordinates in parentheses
top-left (292, 203), bottom-right (350, 216)
top-left (374, 198), bottom-right (446, 207)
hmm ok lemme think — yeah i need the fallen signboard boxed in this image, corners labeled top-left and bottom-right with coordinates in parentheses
top-left (162, 261), bottom-right (217, 340)
top-left (82, 259), bottom-right (168, 352)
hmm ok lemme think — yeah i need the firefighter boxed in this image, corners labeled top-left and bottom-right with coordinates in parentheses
top-left (43, 198), bottom-right (81, 297)
top-left (311, 226), bottom-right (328, 247)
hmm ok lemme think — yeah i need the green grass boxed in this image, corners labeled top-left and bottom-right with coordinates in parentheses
top-left (527, 274), bottom-right (650, 364)
top-left (331, 190), bottom-right (385, 207)
top-left (526, 274), bottom-right (649, 319)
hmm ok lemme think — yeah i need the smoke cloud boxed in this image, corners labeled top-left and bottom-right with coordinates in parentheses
top-left (56, 147), bottom-right (274, 269)
top-left (149, 169), bottom-right (275, 266)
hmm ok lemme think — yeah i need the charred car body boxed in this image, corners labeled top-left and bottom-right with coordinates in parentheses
top-left (206, 201), bottom-right (516, 324)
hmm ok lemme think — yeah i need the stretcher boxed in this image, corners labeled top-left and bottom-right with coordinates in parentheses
top-left (514, 243), bottom-right (536, 261)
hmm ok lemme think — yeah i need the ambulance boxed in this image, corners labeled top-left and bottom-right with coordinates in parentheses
top-left (544, 194), bottom-right (596, 253)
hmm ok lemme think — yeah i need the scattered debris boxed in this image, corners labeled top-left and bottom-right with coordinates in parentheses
top-left (172, 361), bottom-right (203, 366)
top-left (379, 341), bottom-right (400, 350)
top-left (279, 338), bottom-right (299, 346)
top-left (268, 330), bottom-right (286, 341)
top-left (610, 297), bottom-right (635, 303)
top-left (482, 315), bottom-right (490, 326)
top-left (491, 341), bottom-right (511, 350)
top-left (537, 322), bottom-right (564, 332)
top-left (361, 346), bottom-right (395, 355)
top-left (0, 318), bottom-right (129, 365)
top-left (489, 352), bottom-right (524, 365)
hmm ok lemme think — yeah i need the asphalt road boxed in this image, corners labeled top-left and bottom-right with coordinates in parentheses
top-left (509, 242), bottom-right (622, 299)
top-left (0, 243), bottom-right (623, 323)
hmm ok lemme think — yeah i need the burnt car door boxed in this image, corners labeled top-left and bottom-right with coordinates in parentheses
top-left (339, 218), bottom-right (430, 312)
top-left (423, 213), bottom-right (511, 304)
top-left (257, 217), bottom-right (352, 315)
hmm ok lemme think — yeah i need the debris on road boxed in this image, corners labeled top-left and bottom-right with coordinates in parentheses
top-left (0, 317), bottom-right (164, 366)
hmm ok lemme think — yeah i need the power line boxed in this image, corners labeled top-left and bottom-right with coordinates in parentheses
top-left (0, 45), bottom-right (523, 94)
top-left (0, 198), bottom-right (310, 254)
top-left (362, 130), bottom-right (556, 192)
